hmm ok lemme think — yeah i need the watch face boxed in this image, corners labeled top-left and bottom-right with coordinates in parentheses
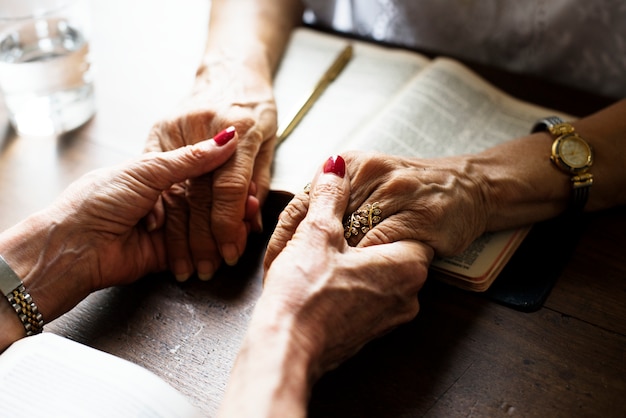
top-left (556, 134), bottom-right (592, 170)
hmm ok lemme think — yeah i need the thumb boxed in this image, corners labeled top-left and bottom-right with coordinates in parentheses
top-left (304, 155), bottom-right (350, 238)
top-left (262, 155), bottom-right (349, 286)
top-left (135, 126), bottom-right (238, 192)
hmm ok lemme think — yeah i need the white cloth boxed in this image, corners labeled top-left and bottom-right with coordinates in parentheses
top-left (303, 0), bottom-right (626, 98)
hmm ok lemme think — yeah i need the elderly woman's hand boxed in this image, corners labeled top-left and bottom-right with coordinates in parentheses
top-left (266, 150), bottom-right (491, 263)
top-left (266, 157), bottom-right (433, 371)
top-left (340, 151), bottom-right (491, 255)
top-left (219, 155), bottom-right (433, 417)
top-left (262, 155), bottom-right (433, 374)
top-left (145, 61), bottom-right (277, 281)
top-left (0, 129), bottom-right (238, 328)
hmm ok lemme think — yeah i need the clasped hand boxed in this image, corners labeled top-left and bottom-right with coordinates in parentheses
top-left (12, 133), bottom-right (238, 322)
top-left (258, 156), bottom-right (433, 377)
top-left (269, 150), bottom-right (491, 259)
top-left (145, 61), bottom-right (277, 281)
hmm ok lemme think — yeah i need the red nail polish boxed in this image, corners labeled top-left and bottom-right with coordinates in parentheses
top-left (214, 126), bottom-right (236, 146)
top-left (323, 155), bottom-right (346, 178)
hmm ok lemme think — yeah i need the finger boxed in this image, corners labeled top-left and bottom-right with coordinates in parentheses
top-left (335, 239), bottom-right (434, 346)
top-left (186, 173), bottom-right (222, 280)
top-left (82, 126), bottom-right (237, 233)
top-left (342, 176), bottom-right (417, 247)
top-left (297, 155), bottom-right (350, 248)
top-left (245, 194), bottom-right (262, 233)
top-left (141, 126), bottom-right (237, 281)
top-left (263, 155), bottom-right (349, 285)
top-left (162, 184), bottom-right (194, 282)
top-left (135, 126), bottom-right (238, 193)
top-left (173, 123), bottom-right (239, 279)
top-left (344, 200), bottom-right (387, 248)
top-left (211, 127), bottom-right (262, 266)
top-left (263, 193), bottom-right (309, 271)
top-left (145, 195), bottom-right (165, 232)
top-left (357, 212), bottom-right (414, 248)
top-left (356, 239), bottom-right (434, 292)
top-left (248, 136), bottom-right (275, 232)
top-left (244, 181), bottom-right (262, 233)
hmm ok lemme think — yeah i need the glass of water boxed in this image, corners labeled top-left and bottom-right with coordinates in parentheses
top-left (0, 0), bottom-right (94, 137)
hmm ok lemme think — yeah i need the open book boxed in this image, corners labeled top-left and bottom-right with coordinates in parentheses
top-left (0, 333), bottom-right (202, 417)
top-left (272, 28), bottom-right (572, 292)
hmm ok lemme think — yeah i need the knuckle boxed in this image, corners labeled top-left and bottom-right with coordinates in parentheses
top-left (151, 120), bottom-right (184, 150)
top-left (278, 197), bottom-right (308, 225)
top-left (311, 181), bottom-right (343, 200)
top-left (162, 184), bottom-right (187, 208)
top-left (213, 170), bottom-right (249, 201)
top-left (360, 226), bottom-right (394, 246)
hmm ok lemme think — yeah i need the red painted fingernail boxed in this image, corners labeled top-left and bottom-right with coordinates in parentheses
top-left (323, 155), bottom-right (346, 178)
top-left (214, 126), bottom-right (236, 146)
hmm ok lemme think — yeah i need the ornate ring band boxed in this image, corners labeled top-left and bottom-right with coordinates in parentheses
top-left (344, 202), bottom-right (382, 239)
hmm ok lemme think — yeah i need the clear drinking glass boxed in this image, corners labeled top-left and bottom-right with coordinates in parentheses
top-left (0, 0), bottom-right (95, 137)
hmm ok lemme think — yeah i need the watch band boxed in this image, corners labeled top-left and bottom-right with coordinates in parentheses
top-left (531, 116), bottom-right (566, 134)
top-left (0, 255), bottom-right (44, 336)
top-left (531, 116), bottom-right (593, 213)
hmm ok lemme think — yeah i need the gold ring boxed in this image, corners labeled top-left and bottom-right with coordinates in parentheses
top-left (344, 202), bottom-right (382, 239)
top-left (303, 183), bottom-right (311, 194)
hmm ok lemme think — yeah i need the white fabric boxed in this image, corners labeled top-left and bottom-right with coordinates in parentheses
top-left (303, 0), bottom-right (626, 98)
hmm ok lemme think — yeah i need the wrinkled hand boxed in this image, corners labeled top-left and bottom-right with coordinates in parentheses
top-left (36, 135), bottom-right (238, 319)
top-left (145, 61), bottom-right (277, 281)
top-left (260, 156), bottom-right (433, 377)
top-left (266, 150), bottom-right (490, 262)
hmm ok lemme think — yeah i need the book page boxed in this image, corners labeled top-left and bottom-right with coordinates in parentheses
top-left (271, 27), bottom-right (429, 193)
top-left (0, 333), bottom-right (203, 417)
top-left (342, 57), bottom-right (573, 157)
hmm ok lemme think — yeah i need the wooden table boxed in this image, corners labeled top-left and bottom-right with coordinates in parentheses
top-left (1, 1), bottom-right (624, 416)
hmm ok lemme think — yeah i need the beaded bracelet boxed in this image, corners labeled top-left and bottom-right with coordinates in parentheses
top-left (0, 255), bottom-right (44, 336)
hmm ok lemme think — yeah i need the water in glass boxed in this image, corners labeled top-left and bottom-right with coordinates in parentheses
top-left (0, 17), bottom-right (94, 136)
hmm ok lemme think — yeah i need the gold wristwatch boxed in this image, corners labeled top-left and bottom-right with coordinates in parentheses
top-left (531, 116), bottom-right (594, 212)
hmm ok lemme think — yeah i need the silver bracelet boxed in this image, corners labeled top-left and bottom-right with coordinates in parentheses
top-left (0, 255), bottom-right (44, 336)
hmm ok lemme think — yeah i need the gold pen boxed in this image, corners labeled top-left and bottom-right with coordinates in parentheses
top-left (275, 44), bottom-right (353, 146)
